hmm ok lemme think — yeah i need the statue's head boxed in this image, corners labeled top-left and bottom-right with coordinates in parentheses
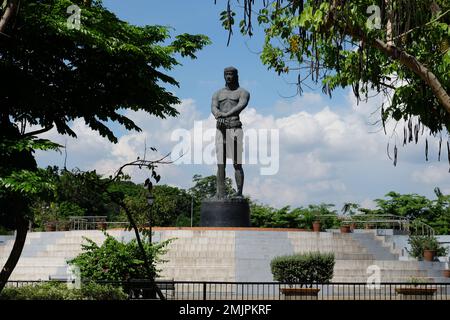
top-left (224, 66), bottom-right (239, 88)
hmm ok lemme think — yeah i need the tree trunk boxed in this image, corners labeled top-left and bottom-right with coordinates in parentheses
top-left (385, 0), bottom-right (393, 46)
top-left (0, 0), bottom-right (19, 34)
top-left (324, 2), bottom-right (450, 116)
top-left (116, 201), bottom-right (165, 300)
top-left (371, 38), bottom-right (450, 115)
top-left (0, 216), bottom-right (28, 293)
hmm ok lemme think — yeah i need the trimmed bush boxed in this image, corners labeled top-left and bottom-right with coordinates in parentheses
top-left (270, 252), bottom-right (335, 286)
top-left (0, 281), bottom-right (127, 300)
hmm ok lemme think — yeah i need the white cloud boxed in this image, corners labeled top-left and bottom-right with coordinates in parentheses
top-left (412, 164), bottom-right (449, 185)
top-left (360, 198), bottom-right (377, 210)
top-left (304, 180), bottom-right (346, 193)
top-left (279, 153), bottom-right (332, 181)
top-left (35, 89), bottom-right (450, 210)
top-left (245, 176), bottom-right (308, 207)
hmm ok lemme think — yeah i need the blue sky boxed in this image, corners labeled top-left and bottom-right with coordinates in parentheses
top-left (35, 0), bottom-right (450, 211)
top-left (101, 0), bottom-right (349, 116)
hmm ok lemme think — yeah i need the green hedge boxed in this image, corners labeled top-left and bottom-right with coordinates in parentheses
top-left (270, 252), bottom-right (335, 284)
top-left (0, 281), bottom-right (127, 300)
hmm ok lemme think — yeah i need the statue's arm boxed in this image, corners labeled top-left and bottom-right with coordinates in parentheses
top-left (211, 92), bottom-right (222, 118)
top-left (223, 90), bottom-right (250, 117)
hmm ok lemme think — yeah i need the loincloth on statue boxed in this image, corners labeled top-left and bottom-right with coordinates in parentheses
top-left (215, 127), bottom-right (243, 164)
top-left (216, 117), bottom-right (242, 130)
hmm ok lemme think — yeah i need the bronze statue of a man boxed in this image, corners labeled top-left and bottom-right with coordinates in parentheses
top-left (211, 66), bottom-right (250, 199)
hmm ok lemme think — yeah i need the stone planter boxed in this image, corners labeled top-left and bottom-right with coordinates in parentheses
top-left (280, 288), bottom-right (320, 300)
top-left (57, 222), bottom-right (70, 231)
top-left (97, 221), bottom-right (107, 230)
top-left (45, 222), bottom-right (56, 232)
top-left (395, 287), bottom-right (437, 300)
top-left (423, 249), bottom-right (436, 262)
top-left (312, 221), bottom-right (321, 232)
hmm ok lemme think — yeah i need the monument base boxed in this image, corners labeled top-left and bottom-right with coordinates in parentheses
top-left (200, 198), bottom-right (251, 227)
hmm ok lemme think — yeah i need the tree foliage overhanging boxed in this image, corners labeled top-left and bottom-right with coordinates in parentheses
top-left (0, 0), bottom-right (210, 226)
top-left (217, 0), bottom-right (450, 163)
top-left (0, 0), bottom-right (209, 292)
top-left (1, 0), bottom-right (210, 141)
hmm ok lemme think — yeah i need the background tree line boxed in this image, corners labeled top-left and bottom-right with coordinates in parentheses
top-left (8, 167), bottom-right (448, 235)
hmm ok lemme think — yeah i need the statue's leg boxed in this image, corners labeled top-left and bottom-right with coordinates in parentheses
top-left (216, 164), bottom-right (226, 199)
top-left (233, 163), bottom-right (244, 197)
top-left (233, 131), bottom-right (244, 197)
top-left (216, 129), bottom-right (226, 199)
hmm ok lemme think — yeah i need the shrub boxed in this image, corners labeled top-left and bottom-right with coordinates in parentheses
top-left (0, 281), bottom-right (127, 300)
top-left (80, 282), bottom-right (128, 300)
top-left (0, 225), bottom-right (12, 235)
top-left (68, 232), bottom-right (172, 282)
top-left (270, 252), bottom-right (335, 286)
top-left (407, 235), bottom-right (449, 259)
top-left (0, 282), bottom-right (72, 300)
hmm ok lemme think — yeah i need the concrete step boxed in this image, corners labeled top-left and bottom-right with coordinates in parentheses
top-left (160, 257), bottom-right (233, 266)
top-left (165, 244), bottom-right (235, 251)
top-left (159, 231), bottom-right (236, 238)
top-left (290, 236), bottom-right (368, 251)
top-left (333, 260), bottom-right (446, 270)
top-left (160, 268), bottom-right (235, 281)
top-left (333, 269), bottom-right (429, 277)
top-left (2, 230), bottom-right (447, 283)
top-left (46, 239), bottom-right (106, 245)
top-left (164, 250), bottom-right (234, 255)
top-left (289, 239), bottom-right (366, 246)
top-left (164, 238), bottom-right (235, 244)
top-left (287, 232), bottom-right (356, 239)
top-left (7, 275), bottom-right (59, 281)
top-left (160, 266), bottom-right (235, 273)
top-left (0, 257), bottom-right (69, 267)
top-left (39, 244), bottom-right (92, 250)
top-left (34, 251), bottom-right (83, 258)
top-left (334, 253), bottom-right (374, 260)
top-left (290, 247), bottom-right (370, 254)
top-left (163, 251), bottom-right (234, 258)
top-left (377, 235), bottom-right (405, 256)
top-left (7, 266), bottom-right (68, 274)
top-left (332, 276), bottom-right (436, 282)
top-left (350, 233), bottom-right (399, 260)
top-left (1, 244), bottom-right (88, 253)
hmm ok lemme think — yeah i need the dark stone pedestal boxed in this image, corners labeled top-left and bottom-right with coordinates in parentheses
top-left (200, 198), bottom-right (251, 227)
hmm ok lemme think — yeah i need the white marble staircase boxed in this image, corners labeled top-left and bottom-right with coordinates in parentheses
top-left (0, 229), bottom-right (449, 284)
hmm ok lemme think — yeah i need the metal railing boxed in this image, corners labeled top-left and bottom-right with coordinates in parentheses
top-left (341, 214), bottom-right (411, 233)
top-left (317, 213), bottom-right (436, 236)
top-left (148, 281), bottom-right (450, 300)
top-left (56, 216), bottom-right (130, 231)
top-left (69, 216), bottom-right (108, 230)
top-left (4, 280), bottom-right (450, 300)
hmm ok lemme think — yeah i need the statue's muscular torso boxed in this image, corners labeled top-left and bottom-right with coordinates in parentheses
top-left (212, 87), bottom-right (250, 128)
